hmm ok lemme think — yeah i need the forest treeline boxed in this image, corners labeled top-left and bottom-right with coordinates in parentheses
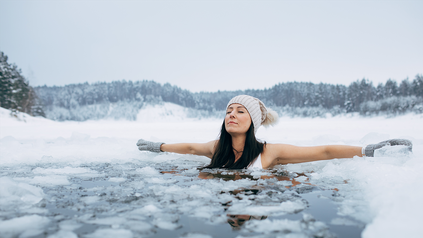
top-left (0, 52), bottom-right (44, 117)
top-left (1, 51), bottom-right (422, 121)
top-left (34, 75), bottom-right (423, 121)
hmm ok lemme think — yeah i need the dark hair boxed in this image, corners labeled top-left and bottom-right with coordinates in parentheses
top-left (204, 120), bottom-right (265, 169)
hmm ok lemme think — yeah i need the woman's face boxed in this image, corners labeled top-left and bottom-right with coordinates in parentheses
top-left (225, 103), bottom-right (252, 135)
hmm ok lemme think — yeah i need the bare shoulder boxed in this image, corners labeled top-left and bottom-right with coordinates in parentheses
top-left (261, 143), bottom-right (282, 168)
top-left (206, 140), bottom-right (218, 152)
top-left (261, 143), bottom-right (301, 167)
top-left (203, 140), bottom-right (218, 157)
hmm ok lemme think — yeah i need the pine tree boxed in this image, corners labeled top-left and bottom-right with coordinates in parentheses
top-left (384, 79), bottom-right (399, 98)
top-left (0, 51), bottom-right (45, 116)
top-left (399, 78), bottom-right (409, 96)
top-left (412, 74), bottom-right (423, 97)
top-left (0, 52), bottom-right (16, 109)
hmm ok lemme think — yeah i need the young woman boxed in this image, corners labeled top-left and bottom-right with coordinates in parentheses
top-left (137, 95), bottom-right (412, 169)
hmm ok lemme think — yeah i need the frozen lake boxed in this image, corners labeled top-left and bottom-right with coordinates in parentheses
top-left (1, 107), bottom-right (423, 238)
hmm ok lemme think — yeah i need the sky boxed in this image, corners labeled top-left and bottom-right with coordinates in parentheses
top-left (1, 0), bottom-right (422, 92)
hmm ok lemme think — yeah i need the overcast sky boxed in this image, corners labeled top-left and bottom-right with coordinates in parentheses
top-left (1, 0), bottom-right (422, 92)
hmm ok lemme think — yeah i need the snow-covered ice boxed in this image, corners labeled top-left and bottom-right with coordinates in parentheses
top-left (1, 106), bottom-right (423, 238)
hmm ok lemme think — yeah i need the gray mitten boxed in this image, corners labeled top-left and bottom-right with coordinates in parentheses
top-left (364, 139), bottom-right (412, 157)
top-left (136, 139), bottom-right (164, 153)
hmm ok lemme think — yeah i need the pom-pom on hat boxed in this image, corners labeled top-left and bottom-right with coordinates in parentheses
top-left (227, 95), bottom-right (279, 133)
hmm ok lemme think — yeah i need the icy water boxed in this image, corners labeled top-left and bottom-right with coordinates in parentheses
top-left (0, 160), bottom-right (365, 238)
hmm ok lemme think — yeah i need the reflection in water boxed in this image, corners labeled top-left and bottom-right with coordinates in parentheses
top-left (159, 168), bottom-right (349, 235)
top-left (227, 214), bottom-right (267, 230)
top-left (197, 170), bottom-right (314, 229)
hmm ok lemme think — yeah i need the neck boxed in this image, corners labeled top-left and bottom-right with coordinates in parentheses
top-left (231, 134), bottom-right (246, 156)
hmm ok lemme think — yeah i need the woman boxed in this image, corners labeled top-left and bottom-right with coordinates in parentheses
top-left (137, 95), bottom-right (412, 169)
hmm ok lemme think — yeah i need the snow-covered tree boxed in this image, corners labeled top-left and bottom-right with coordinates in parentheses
top-left (0, 51), bottom-right (44, 116)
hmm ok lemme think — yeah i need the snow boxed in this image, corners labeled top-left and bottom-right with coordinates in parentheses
top-left (0, 215), bottom-right (50, 238)
top-left (84, 228), bottom-right (133, 238)
top-left (47, 230), bottom-right (78, 238)
top-left (227, 200), bottom-right (307, 216)
top-left (136, 102), bottom-right (193, 122)
top-left (1, 106), bottom-right (423, 238)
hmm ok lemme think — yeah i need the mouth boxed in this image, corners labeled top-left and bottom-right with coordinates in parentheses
top-left (228, 121), bottom-right (237, 124)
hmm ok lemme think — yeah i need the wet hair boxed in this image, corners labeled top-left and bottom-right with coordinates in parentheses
top-left (204, 120), bottom-right (265, 169)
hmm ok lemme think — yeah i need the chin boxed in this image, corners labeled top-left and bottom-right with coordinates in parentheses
top-left (225, 128), bottom-right (236, 134)
top-left (226, 128), bottom-right (247, 135)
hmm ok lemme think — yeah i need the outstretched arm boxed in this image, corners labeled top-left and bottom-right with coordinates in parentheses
top-left (263, 144), bottom-right (362, 167)
top-left (161, 141), bottom-right (217, 158)
top-left (137, 139), bottom-right (217, 159)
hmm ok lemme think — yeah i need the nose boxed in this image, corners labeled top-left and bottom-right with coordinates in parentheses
top-left (229, 111), bottom-right (236, 118)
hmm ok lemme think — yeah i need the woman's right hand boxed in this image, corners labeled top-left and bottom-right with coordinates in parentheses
top-left (136, 139), bottom-right (164, 153)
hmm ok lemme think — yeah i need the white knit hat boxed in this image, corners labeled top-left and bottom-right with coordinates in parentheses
top-left (226, 95), bottom-right (279, 133)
